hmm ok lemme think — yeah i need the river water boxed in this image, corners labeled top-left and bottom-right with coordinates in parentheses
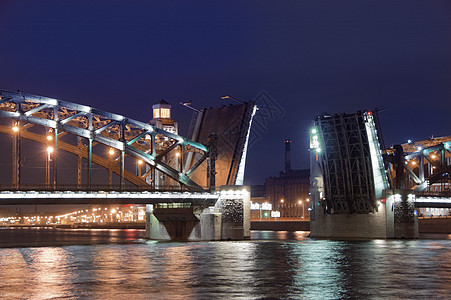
top-left (0, 228), bottom-right (450, 299)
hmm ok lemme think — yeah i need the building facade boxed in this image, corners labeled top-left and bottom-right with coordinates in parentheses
top-left (265, 169), bottom-right (310, 218)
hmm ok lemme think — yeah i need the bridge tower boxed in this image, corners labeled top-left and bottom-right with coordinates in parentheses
top-left (309, 111), bottom-right (418, 239)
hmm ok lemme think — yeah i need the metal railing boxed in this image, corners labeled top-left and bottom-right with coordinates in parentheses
top-left (0, 184), bottom-right (217, 193)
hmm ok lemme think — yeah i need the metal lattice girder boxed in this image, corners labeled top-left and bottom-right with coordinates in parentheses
top-left (315, 111), bottom-right (376, 214)
top-left (390, 140), bottom-right (451, 192)
top-left (0, 89), bottom-right (209, 191)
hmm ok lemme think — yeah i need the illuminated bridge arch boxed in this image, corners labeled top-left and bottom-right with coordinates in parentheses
top-left (385, 136), bottom-right (451, 194)
top-left (0, 90), bottom-right (213, 191)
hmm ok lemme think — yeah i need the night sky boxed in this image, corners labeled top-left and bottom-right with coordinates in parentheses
top-left (1, 1), bottom-right (451, 186)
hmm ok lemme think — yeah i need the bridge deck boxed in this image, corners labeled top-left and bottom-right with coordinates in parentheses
top-left (0, 190), bottom-right (219, 205)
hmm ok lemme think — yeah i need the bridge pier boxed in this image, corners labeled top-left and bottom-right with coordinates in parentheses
top-left (384, 189), bottom-right (419, 239)
top-left (144, 186), bottom-right (250, 241)
top-left (310, 189), bottom-right (419, 239)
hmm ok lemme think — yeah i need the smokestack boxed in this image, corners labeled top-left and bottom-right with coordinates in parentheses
top-left (284, 139), bottom-right (291, 172)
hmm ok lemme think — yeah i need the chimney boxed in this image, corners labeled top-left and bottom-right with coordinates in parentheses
top-left (284, 139), bottom-right (291, 172)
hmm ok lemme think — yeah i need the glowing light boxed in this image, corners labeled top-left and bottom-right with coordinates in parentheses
top-left (316, 148), bottom-right (321, 153)
top-left (175, 152), bottom-right (180, 157)
top-left (417, 147), bottom-right (422, 151)
top-left (138, 160), bottom-right (143, 165)
top-left (46, 146), bottom-right (54, 153)
top-left (12, 126), bottom-right (19, 132)
top-left (109, 148), bottom-right (115, 156)
top-left (311, 128), bottom-right (317, 134)
top-left (46, 135), bottom-right (53, 141)
top-left (280, 199), bottom-right (284, 203)
top-left (298, 200), bottom-right (302, 204)
top-left (408, 140), bottom-right (412, 143)
top-left (411, 161), bottom-right (416, 165)
top-left (431, 155), bottom-right (436, 159)
top-left (111, 209), bottom-right (117, 213)
top-left (306, 198), bottom-right (310, 202)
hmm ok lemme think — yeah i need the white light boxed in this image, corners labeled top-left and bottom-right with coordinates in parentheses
top-left (47, 146), bottom-right (54, 153)
top-left (48, 99), bottom-right (58, 106)
top-left (138, 160), bottom-right (143, 165)
top-left (417, 147), bottom-right (422, 151)
top-left (408, 140), bottom-right (412, 143)
top-left (311, 128), bottom-right (317, 134)
top-left (12, 126), bottom-right (19, 132)
top-left (109, 148), bottom-right (114, 156)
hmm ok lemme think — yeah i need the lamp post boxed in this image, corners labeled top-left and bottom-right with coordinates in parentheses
top-left (299, 200), bottom-right (304, 219)
top-left (221, 95), bottom-right (245, 104)
top-left (12, 122), bottom-right (20, 189)
top-left (108, 148), bottom-right (114, 189)
top-left (280, 199), bottom-right (284, 219)
top-left (46, 146), bottom-right (54, 189)
top-left (137, 159), bottom-right (143, 177)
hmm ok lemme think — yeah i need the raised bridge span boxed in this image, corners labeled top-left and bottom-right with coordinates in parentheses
top-left (0, 89), bottom-right (257, 241)
top-left (309, 110), bottom-right (451, 239)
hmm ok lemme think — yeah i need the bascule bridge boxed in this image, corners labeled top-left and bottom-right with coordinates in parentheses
top-left (309, 110), bottom-right (451, 238)
top-left (0, 89), bottom-right (257, 241)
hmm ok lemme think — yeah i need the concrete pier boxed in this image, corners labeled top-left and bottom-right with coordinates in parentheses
top-left (144, 186), bottom-right (250, 241)
top-left (310, 189), bottom-right (419, 239)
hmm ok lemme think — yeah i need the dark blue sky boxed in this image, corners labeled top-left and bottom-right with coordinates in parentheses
top-left (1, 1), bottom-right (451, 185)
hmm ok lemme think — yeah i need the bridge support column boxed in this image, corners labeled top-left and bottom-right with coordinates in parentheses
top-left (310, 189), bottom-right (419, 239)
top-left (144, 186), bottom-right (250, 241)
top-left (383, 189), bottom-right (419, 239)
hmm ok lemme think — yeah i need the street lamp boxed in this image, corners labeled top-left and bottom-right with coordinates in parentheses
top-left (221, 95), bottom-right (245, 104)
top-left (299, 200), bottom-right (304, 219)
top-left (280, 199), bottom-right (284, 218)
top-left (137, 159), bottom-right (143, 177)
top-left (108, 148), bottom-right (115, 188)
top-left (46, 146), bottom-right (54, 188)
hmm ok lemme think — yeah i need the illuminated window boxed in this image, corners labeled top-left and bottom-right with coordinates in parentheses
top-left (153, 108), bottom-right (160, 119)
top-left (153, 108), bottom-right (171, 119)
top-left (160, 108), bottom-right (170, 118)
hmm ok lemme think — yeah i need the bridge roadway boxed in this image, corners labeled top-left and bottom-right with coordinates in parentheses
top-left (0, 187), bottom-right (450, 208)
top-left (415, 196), bottom-right (451, 208)
top-left (0, 187), bottom-right (219, 205)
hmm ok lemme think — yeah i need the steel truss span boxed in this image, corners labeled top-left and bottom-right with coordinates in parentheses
top-left (385, 136), bottom-right (451, 193)
top-left (312, 111), bottom-right (388, 214)
top-left (0, 90), bottom-right (211, 191)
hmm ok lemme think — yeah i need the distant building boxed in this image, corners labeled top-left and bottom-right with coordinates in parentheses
top-left (265, 169), bottom-right (310, 218)
top-left (251, 140), bottom-right (311, 219)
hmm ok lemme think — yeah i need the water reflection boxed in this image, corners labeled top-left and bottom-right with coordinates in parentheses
top-left (0, 229), bottom-right (450, 298)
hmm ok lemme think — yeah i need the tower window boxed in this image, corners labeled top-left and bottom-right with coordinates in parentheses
top-left (153, 108), bottom-right (171, 119)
